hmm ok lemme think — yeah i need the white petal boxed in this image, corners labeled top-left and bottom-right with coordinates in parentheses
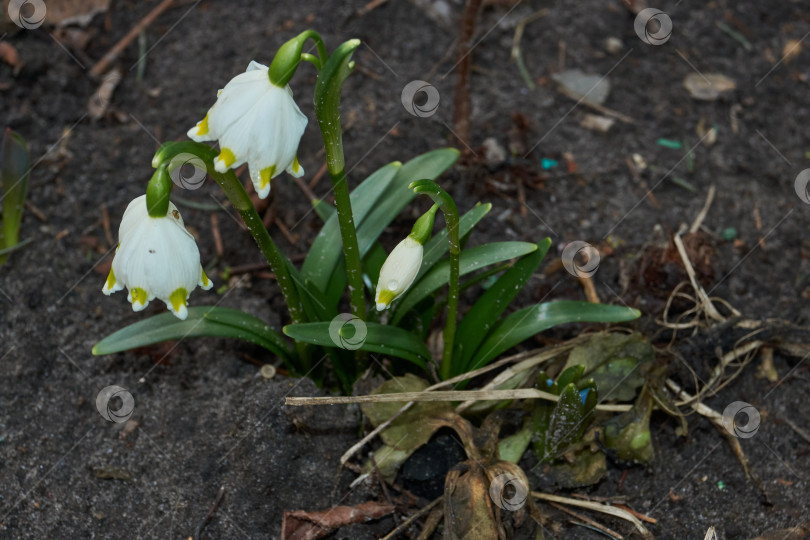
top-left (246, 60), bottom-right (268, 72)
top-left (108, 196), bottom-right (208, 318)
top-left (206, 69), bottom-right (272, 143)
top-left (375, 237), bottom-right (423, 309)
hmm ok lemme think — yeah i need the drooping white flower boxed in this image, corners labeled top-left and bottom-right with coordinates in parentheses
top-left (187, 60), bottom-right (307, 199)
top-left (102, 195), bottom-right (212, 320)
top-left (375, 236), bottom-right (423, 311)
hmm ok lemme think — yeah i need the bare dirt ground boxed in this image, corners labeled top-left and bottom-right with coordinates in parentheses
top-left (1, 0), bottom-right (809, 538)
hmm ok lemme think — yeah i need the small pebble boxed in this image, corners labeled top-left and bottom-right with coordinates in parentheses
top-left (260, 364), bottom-right (276, 379)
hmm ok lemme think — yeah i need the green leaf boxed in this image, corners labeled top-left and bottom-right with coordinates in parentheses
top-left (283, 321), bottom-right (429, 367)
top-left (363, 241), bottom-right (388, 291)
top-left (0, 129), bottom-right (30, 266)
top-left (360, 374), bottom-right (452, 480)
top-left (418, 202), bottom-right (492, 279)
top-left (454, 239), bottom-right (551, 375)
top-left (603, 392), bottom-right (654, 464)
top-left (284, 256), bottom-right (336, 323)
top-left (311, 199), bottom-right (334, 222)
top-left (92, 306), bottom-right (291, 362)
top-left (301, 161), bottom-right (401, 292)
top-left (356, 148), bottom-right (460, 259)
top-left (470, 301), bottom-right (641, 371)
top-left (392, 241), bottom-right (538, 324)
top-left (544, 383), bottom-right (585, 460)
top-left (564, 332), bottom-right (654, 402)
top-left (498, 425), bottom-right (533, 464)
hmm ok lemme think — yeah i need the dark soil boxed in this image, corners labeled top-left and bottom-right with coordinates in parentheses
top-left (1, 0), bottom-right (809, 538)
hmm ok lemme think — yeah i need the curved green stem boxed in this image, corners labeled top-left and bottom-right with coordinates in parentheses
top-left (313, 39), bottom-right (366, 322)
top-left (269, 29), bottom-right (328, 86)
top-left (153, 141), bottom-right (305, 326)
top-left (409, 180), bottom-right (460, 380)
top-left (299, 53), bottom-right (321, 70)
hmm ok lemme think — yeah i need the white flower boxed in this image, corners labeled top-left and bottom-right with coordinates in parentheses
top-left (375, 236), bottom-right (423, 311)
top-left (187, 60), bottom-right (307, 199)
top-left (102, 195), bottom-right (212, 320)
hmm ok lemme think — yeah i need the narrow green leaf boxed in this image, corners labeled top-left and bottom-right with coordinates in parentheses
top-left (318, 148), bottom-right (460, 307)
top-left (356, 148), bottom-right (460, 259)
top-left (283, 321), bottom-right (429, 367)
top-left (92, 306), bottom-right (291, 361)
top-left (301, 161), bottom-right (401, 291)
top-left (286, 259), bottom-right (336, 322)
top-left (0, 129), bottom-right (30, 265)
top-left (311, 199), bottom-right (334, 222)
top-left (418, 202), bottom-right (492, 279)
top-left (470, 301), bottom-right (641, 371)
top-left (545, 383), bottom-right (586, 460)
top-left (499, 425), bottom-right (532, 464)
top-left (363, 241), bottom-right (388, 291)
top-left (454, 239), bottom-right (551, 375)
top-left (391, 241), bottom-right (538, 324)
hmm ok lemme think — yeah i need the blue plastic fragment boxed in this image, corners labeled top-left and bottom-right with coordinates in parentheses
top-left (579, 388), bottom-right (590, 405)
top-left (541, 158), bottom-right (558, 169)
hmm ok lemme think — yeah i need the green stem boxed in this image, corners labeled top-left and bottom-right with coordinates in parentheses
top-left (153, 142), bottom-right (305, 326)
top-left (313, 39), bottom-right (366, 322)
top-left (408, 180), bottom-right (460, 380)
top-left (329, 168), bottom-right (367, 321)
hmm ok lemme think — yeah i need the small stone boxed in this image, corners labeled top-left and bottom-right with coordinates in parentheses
top-left (605, 37), bottom-right (624, 54)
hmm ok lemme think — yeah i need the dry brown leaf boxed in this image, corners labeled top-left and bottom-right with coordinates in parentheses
top-left (444, 464), bottom-right (500, 540)
top-left (88, 69), bottom-right (121, 120)
top-left (782, 39), bottom-right (802, 64)
top-left (0, 42), bottom-right (20, 71)
top-left (683, 73), bottom-right (736, 101)
top-left (46, 0), bottom-right (110, 27)
top-left (281, 501), bottom-right (395, 540)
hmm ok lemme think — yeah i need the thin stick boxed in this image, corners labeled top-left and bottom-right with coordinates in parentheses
top-left (689, 185), bottom-right (715, 233)
top-left (556, 85), bottom-right (636, 124)
top-left (308, 162), bottom-right (328, 190)
top-left (192, 485), bottom-right (225, 540)
top-left (666, 377), bottom-right (759, 487)
top-left (452, 0), bottom-right (483, 150)
top-left (210, 213), bottom-right (223, 257)
top-left (455, 338), bottom-right (584, 412)
top-left (673, 228), bottom-right (736, 322)
top-left (340, 348), bottom-right (543, 465)
top-left (355, 0), bottom-right (389, 17)
top-left (613, 503), bottom-right (658, 524)
top-left (286, 388), bottom-right (631, 411)
top-left (101, 203), bottom-right (114, 247)
top-left (292, 175), bottom-right (317, 202)
top-left (783, 416), bottom-right (810, 445)
top-left (548, 501), bottom-right (623, 539)
top-left (510, 9), bottom-right (550, 90)
top-left (579, 276), bottom-right (600, 304)
top-left (379, 497), bottom-right (441, 540)
top-left (532, 492), bottom-right (651, 536)
top-left (89, 0), bottom-right (176, 78)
